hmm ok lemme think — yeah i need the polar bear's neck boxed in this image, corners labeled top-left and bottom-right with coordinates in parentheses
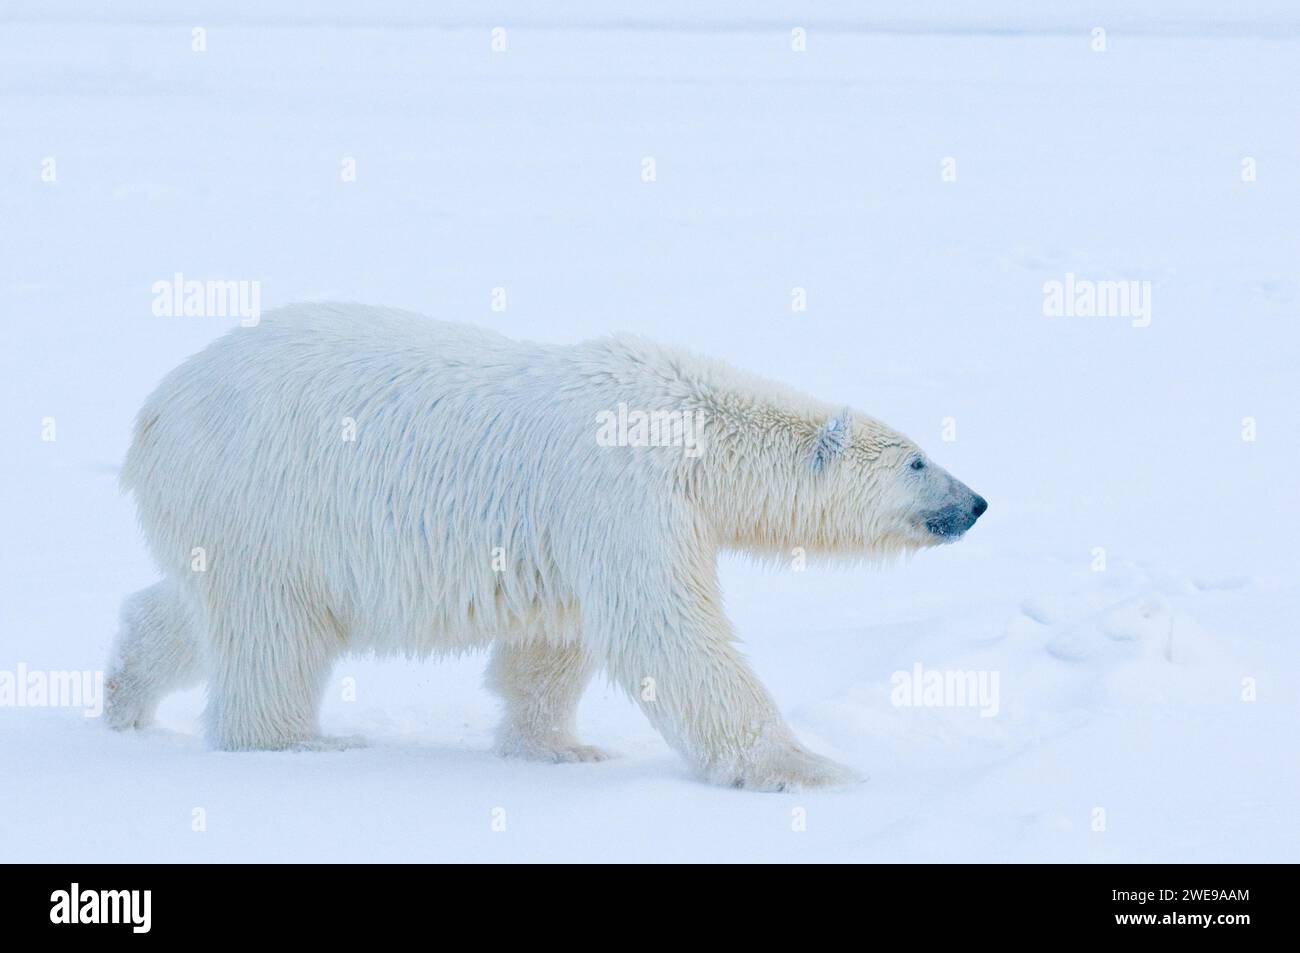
top-left (587, 337), bottom-right (839, 553)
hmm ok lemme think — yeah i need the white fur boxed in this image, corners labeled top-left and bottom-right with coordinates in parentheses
top-left (109, 303), bottom-right (954, 789)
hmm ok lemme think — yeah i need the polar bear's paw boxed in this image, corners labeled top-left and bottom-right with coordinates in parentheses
top-left (103, 675), bottom-right (154, 731)
top-left (722, 745), bottom-right (862, 792)
top-left (548, 743), bottom-right (615, 764)
top-left (497, 736), bottom-right (615, 764)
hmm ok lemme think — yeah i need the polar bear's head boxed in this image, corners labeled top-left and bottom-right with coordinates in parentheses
top-left (802, 408), bottom-right (987, 555)
top-left (703, 404), bottom-right (987, 559)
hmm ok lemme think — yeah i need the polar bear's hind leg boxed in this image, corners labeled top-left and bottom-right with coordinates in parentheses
top-left (201, 584), bottom-right (355, 751)
top-left (105, 579), bottom-right (205, 731)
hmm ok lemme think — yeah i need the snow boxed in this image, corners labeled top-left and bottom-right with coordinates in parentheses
top-left (2, 2), bottom-right (1298, 862)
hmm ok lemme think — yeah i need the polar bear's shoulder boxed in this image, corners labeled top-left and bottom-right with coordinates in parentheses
top-left (579, 331), bottom-right (835, 424)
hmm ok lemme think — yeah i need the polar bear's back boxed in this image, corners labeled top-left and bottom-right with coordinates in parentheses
top-left (123, 303), bottom-right (547, 504)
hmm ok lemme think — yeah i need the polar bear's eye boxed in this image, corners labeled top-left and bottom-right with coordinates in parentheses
top-left (910, 457), bottom-right (926, 471)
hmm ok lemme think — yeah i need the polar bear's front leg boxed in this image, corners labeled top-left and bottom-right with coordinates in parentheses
top-left (633, 642), bottom-right (857, 791)
top-left (598, 586), bottom-right (859, 791)
top-left (487, 640), bottom-right (611, 763)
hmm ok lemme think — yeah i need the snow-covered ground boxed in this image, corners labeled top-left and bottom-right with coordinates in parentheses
top-left (2, 2), bottom-right (1298, 862)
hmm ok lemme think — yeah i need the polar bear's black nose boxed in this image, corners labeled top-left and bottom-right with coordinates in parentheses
top-left (971, 495), bottom-right (988, 519)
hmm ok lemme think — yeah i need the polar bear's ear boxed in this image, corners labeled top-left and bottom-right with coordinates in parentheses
top-left (811, 408), bottom-right (852, 473)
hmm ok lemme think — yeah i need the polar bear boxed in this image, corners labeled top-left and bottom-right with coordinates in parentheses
top-left (107, 303), bottom-right (986, 790)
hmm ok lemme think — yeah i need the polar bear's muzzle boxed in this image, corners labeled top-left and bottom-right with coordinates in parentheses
top-left (921, 481), bottom-right (988, 541)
